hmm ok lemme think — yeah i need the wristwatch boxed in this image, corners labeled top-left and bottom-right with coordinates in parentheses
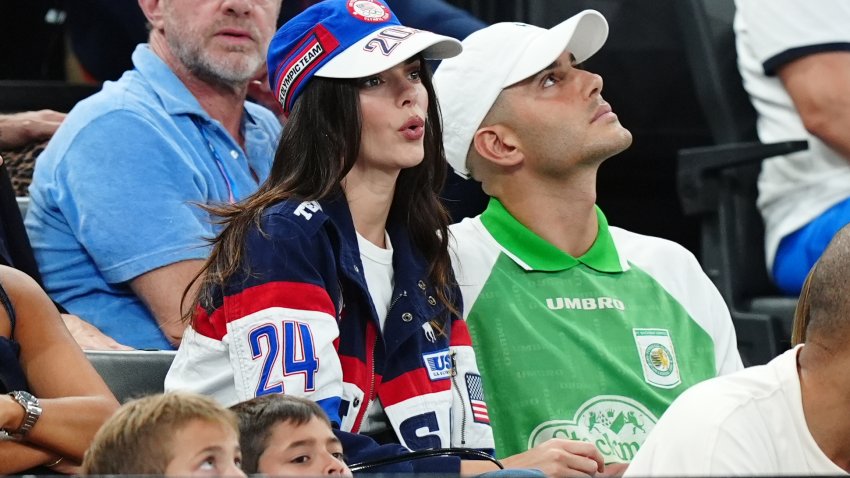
top-left (6, 391), bottom-right (42, 438)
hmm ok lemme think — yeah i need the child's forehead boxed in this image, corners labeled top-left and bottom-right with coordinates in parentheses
top-left (273, 414), bottom-right (329, 431)
top-left (268, 416), bottom-right (335, 442)
top-left (178, 417), bottom-right (240, 439)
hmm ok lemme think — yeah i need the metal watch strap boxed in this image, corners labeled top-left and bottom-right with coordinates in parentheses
top-left (7, 391), bottom-right (41, 438)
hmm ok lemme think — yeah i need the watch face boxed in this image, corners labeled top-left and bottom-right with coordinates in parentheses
top-left (15, 391), bottom-right (36, 404)
top-left (8, 391), bottom-right (41, 438)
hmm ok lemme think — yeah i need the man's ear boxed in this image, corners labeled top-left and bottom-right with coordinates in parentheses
top-left (138, 0), bottom-right (164, 30)
top-left (471, 125), bottom-right (523, 168)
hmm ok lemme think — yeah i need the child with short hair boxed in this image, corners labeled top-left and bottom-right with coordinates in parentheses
top-left (230, 395), bottom-right (351, 476)
top-left (81, 392), bottom-right (245, 477)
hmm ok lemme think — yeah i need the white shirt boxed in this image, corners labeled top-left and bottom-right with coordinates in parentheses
top-left (356, 231), bottom-right (394, 330)
top-left (625, 346), bottom-right (847, 476)
top-left (734, 0), bottom-right (850, 270)
top-left (355, 231), bottom-right (394, 435)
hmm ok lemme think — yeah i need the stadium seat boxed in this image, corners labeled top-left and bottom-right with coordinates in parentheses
top-left (85, 350), bottom-right (176, 403)
top-left (673, 0), bottom-right (807, 366)
top-left (16, 197), bottom-right (28, 220)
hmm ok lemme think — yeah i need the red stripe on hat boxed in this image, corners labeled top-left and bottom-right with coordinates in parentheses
top-left (273, 24), bottom-right (341, 113)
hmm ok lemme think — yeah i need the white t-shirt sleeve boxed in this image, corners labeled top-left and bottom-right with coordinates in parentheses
top-left (736, 0), bottom-right (850, 74)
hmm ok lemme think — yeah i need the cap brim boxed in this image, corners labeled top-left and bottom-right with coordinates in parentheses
top-left (316, 30), bottom-right (462, 79)
top-left (503, 10), bottom-right (608, 87)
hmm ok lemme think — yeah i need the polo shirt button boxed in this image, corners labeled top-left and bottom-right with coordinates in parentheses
top-left (418, 280), bottom-right (426, 290)
top-left (353, 265), bottom-right (360, 273)
top-left (353, 397), bottom-right (360, 407)
top-left (427, 296), bottom-right (437, 306)
top-left (402, 312), bottom-right (413, 322)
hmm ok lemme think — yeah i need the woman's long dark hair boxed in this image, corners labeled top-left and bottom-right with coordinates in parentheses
top-left (183, 56), bottom-right (456, 326)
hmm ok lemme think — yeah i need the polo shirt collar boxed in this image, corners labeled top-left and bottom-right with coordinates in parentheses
top-left (479, 197), bottom-right (623, 273)
top-left (131, 44), bottom-right (258, 129)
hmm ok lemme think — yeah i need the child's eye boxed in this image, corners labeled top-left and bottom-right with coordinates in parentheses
top-left (409, 70), bottom-right (421, 81)
top-left (332, 452), bottom-right (346, 461)
top-left (199, 457), bottom-right (216, 470)
top-left (542, 74), bottom-right (558, 88)
top-left (292, 455), bottom-right (311, 464)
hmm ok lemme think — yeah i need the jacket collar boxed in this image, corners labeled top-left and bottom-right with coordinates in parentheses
top-left (320, 195), bottom-right (450, 357)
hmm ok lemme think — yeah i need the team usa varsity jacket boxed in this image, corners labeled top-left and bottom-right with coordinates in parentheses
top-left (165, 194), bottom-right (495, 473)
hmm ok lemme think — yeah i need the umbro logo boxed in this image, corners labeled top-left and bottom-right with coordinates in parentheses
top-left (545, 297), bottom-right (625, 311)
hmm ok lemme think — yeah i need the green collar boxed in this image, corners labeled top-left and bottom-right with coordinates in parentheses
top-left (479, 197), bottom-right (623, 273)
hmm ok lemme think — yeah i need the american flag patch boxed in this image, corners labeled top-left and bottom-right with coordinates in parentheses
top-left (465, 373), bottom-right (490, 424)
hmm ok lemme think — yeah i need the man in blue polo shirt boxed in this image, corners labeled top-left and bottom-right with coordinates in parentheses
top-left (25, 0), bottom-right (282, 350)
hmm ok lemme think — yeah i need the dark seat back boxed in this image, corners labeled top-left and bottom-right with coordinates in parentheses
top-left (674, 0), bottom-right (799, 364)
top-left (0, 81), bottom-right (99, 113)
top-left (85, 350), bottom-right (176, 403)
top-left (675, 0), bottom-right (758, 145)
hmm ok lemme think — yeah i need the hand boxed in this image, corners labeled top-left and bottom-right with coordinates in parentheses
top-left (49, 458), bottom-right (82, 475)
top-left (501, 439), bottom-right (605, 477)
top-left (600, 462), bottom-right (628, 477)
top-left (0, 110), bottom-right (66, 150)
top-left (0, 394), bottom-right (24, 431)
top-left (60, 314), bottom-right (133, 351)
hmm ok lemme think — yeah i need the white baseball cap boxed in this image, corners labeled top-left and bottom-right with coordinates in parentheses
top-left (433, 10), bottom-right (609, 178)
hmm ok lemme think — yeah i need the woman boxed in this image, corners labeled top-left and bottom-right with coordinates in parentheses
top-left (0, 265), bottom-right (119, 474)
top-left (164, 0), bottom-right (501, 472)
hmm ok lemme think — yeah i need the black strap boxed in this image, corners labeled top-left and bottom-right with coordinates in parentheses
top-left (348, 447), bottom-right (503, 473)
top-left (0, 278), bottom-right (15, 333)
top-left (0, 164), bottom-right (44, 287)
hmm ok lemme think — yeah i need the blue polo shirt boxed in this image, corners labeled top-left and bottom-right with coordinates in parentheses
top-left (25, 45), bottom-right (280, 349)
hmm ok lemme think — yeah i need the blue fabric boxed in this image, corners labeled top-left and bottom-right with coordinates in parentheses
top-left (387, 0), bottom-right (485, 40)
top-left (25, 45), bottom-right (280, 350)
top-left (773, 195), bottom-right (850, 295)
top-left (278, 0), bottom-right (485, 40)
top-left (333, 428), bottom-right (461, 474)
top-left (478, 468), bottom-right (546, 478)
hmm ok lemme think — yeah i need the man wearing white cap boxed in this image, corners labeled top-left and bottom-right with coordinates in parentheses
top-left (434, 10), bottom-right (743, 468)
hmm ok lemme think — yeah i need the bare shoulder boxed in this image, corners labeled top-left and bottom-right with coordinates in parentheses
top-left (0, 265), bottom-right (65, 341)
top-left (0, 265), bottom-right (45, 302)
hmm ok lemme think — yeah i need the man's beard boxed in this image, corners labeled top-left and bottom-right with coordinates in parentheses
top-left (167, 27), bottom-right (262, 89)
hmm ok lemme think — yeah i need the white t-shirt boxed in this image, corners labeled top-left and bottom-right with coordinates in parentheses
top-left (734, 0), bottom-right (850, 270)
top-left (355, 231), bottom-right (394, 435)
top-left (356, 231), bottom-right (394, 330)
top-left (625, 346), bottom-right (847, 476)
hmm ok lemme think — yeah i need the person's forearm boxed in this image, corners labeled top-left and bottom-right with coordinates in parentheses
top-left (460, 459), bottom-right (501, 475)
top-left (14, 396), bottom-right (117, 460)
top-left (0, 440), bottom-right (58, 474)
top-left (130, 259), bottom-right (204, 347)
top-left (801, 108), bottom-right (850, 161)
top-left (778, 52), bottom-right (850, 161)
